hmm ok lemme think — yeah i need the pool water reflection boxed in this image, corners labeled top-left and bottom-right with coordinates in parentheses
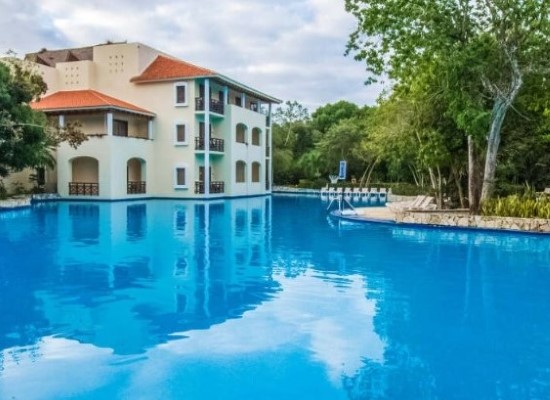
top-left (1, 195), bottom-right (550, 399)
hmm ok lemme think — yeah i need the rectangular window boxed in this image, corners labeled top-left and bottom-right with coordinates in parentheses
top-left (175, 124), bottom-right (186, 144)
top-left (175, 83), bottom-right (188, 106)
top-left (235, 96), bottom-right (242, 107)
top-left (175, 167), bottom-right (187, 188)
top-left (113, 119), bottom-right (128, 137)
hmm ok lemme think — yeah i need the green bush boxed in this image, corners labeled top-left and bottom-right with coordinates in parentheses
top-left (482, 194), bottom-right (550, 219)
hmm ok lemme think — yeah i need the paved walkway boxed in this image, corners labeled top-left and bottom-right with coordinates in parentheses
top-left (354, 206), bottom-right (396, 221)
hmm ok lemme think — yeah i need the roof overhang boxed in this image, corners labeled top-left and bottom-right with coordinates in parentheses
top-left (133, 74), bottom-right (281, 104)
top-left (38, 105), bottom-right (155, 118)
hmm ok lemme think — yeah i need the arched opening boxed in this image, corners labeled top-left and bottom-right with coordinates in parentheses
top-left (252, 162), bottom-right (261, 183)
top-left (251, 128), bottom-right (261, 146)
top-left (127, 158), bottom-right (146, 194)
top-left (69, 156), bottom-right (99, 195)
top-left (236, 123), bottom-right (247, 144)
top-left (236, 161), bottom-right (246, 183)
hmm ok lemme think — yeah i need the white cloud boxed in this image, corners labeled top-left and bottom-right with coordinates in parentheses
top-left (0, 0), bottom-right (385, 110)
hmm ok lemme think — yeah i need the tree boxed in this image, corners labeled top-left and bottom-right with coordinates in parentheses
top-left (272, 100), bottom-right (309, 146)
top-left (311, 100), bottom-right (360, 133)
top-left (0, 57), bottom-right (86, 179)
top-left (345, 0), bottom-right (550, 210)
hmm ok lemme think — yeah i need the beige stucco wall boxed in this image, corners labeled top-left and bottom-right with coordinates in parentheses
top-left (1, 169), bottom-right (34, 194)
top-left (226, 104), bottom-right (268, 197)
top-left (33, 42), bottom-right (275, 199)
top-left (57, 135), bottom-right (155, 199)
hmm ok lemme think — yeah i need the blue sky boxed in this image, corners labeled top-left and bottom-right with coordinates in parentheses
top-left (0, 0), bottom-right (384, 111)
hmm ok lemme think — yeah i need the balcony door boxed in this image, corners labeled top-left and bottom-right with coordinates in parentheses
top-left (199, 166), bottom-right (212, 182)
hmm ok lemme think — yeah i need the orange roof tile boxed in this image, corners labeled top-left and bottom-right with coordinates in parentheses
top-left (31, 90), bottom-right (154, 115)
top-left (131, 55), bottom-right (216, 83)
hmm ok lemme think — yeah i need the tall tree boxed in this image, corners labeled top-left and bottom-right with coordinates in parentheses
top-left (345, 0), bottom-right (550, 209)
top-left (0, 57), bottom-right (86, 179)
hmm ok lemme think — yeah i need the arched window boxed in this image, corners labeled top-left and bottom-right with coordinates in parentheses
top-left (252, 162), bottom-right (261, 183)
top-left (251, 128), bottom-right (261, 146)
top-left (236, 123), bottom-right (247, 143)
top-left (236, 161), bottom-right (246, 183)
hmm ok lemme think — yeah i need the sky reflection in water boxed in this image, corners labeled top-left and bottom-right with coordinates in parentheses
top-left (1, 195), bottom-right (550, 399)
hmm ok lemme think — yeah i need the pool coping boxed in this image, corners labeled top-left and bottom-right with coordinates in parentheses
top-left (330, 208), bottom-right (550, 236)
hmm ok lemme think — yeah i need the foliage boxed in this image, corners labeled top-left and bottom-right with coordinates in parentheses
top-left (345, 0), bottom-right (550, 208)
top-left (482, 194), bottom-right (550, 219)
top-left (0, 57), bottom-right (86, 178)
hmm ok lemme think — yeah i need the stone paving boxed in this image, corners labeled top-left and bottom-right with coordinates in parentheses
top-left (346, 205), bottom-right (550, 234)
top-left (0, 196), bottom-right (31, 209)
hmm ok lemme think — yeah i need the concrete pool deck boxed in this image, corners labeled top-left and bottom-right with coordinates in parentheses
top-left (334, 205), bottom-right (550, 234)
top-left (0, 196), bottom-right (32, 210)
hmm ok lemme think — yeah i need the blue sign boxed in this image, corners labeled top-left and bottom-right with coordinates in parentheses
top-left (338, 160), bottom-right (347, 180)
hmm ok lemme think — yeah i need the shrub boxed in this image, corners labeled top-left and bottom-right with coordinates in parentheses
top-left (482, 194), bottom-right (550, 219)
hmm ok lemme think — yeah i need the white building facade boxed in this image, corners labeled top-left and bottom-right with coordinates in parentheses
top-left (29, 42), bottom-right (280, 200)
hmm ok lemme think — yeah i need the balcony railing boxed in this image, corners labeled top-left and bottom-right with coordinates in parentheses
top-left (127, 181), bottom-right (146, 194)
top-left (194, 181), bottom-right (225, 194)
top-left (195, 97), bottom-right (225, 115)
top-left (69, 182), bottom-right (99, 196)
top-left (195, 137), bottom-right (225, 152)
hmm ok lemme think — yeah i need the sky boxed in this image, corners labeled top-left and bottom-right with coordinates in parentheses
top-left (0, 0), bottom-right (385, 112)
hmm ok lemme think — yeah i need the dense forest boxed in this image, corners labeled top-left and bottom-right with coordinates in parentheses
top-left (273, 1), bottom-right (550, 213)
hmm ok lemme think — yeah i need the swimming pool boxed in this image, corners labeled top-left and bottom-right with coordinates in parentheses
top-left (1, 195), bottom-right (549, 399)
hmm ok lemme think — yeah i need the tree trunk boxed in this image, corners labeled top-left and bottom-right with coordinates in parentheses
top-left (480, 48), bottom-right (523, 202)
top-left (480, 97), bottom-right (508, 202)
top-left (468, 135), bottom-right (482, 213)
top-left (452, 166), bottom-right (465, 209)
top-left (436, 166), bottom-right (443, 210)
top-left (359, 159), bottom-right (378, 188)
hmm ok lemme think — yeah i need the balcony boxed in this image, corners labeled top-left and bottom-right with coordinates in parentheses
top-left (194, 181), bottom-right (225, 194)
top-left (195, 137), bottom-right (225, 152)
top-left (127, 181), bottom-right (146, 194)
top-left (195, 97), bottom-right (225, 115)
top-left (69, 182), bottom-right (99, 196)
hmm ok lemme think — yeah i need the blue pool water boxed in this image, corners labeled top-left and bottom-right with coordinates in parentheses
top-left (1, 195), bottom-right (550, 400)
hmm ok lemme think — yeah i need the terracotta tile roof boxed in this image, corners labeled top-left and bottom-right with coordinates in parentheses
top-left (131, 55), bottom-right (216, 83)
top-left (31, 90), bottom-right (154, 116)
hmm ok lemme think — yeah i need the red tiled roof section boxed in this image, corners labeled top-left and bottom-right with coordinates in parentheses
top-left (31, 90), bottom-right (154, 115)
top-left (131, 55), bottom-right (216, 83)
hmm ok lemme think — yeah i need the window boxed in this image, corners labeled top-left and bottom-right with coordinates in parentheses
top-left (113, 119), bottom-right (128, 137)
top-left (252, 128), bottom-right (261, 145)
top-left (174, 166), bottom-right (187, 188)
top-left (236, 161), bottom-right (246, 183)
top-left (252, 162), bottom-right (261, 182)
top-left (236, 123), bottom-right (246, 143)
top-left (174, 83), bottom-right (188, 106)
top-left (175, 123), bottom-right (187, 145)
top-left (235, 96), bottom-right (242, 107)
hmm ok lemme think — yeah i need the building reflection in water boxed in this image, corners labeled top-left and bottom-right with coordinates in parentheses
top-left (0, 197), bottom-right (277, 356)
top-left (3, 196), bottom-right (549, 399)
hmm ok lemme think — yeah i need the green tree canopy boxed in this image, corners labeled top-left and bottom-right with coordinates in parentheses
top-left (0, 58), bottom-right (86, 179)
top-left (345, 0), bottom-right (550, 209)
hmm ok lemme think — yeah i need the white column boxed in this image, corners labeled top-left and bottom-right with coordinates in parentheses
top-left (106, 112), bottom-right (113, 136)
top-left (58, 114), bottom-right (65, 128)
top-left (148, 119), bottom-right (153, 140)
top-left (242, 93), bottom-right (246, 109)
top-left (223, 86), bottom-right (228, 105)
top-left (204, 79), bottom-right (210, 197)
top-left (268, 103), bottom-right (273, 192)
